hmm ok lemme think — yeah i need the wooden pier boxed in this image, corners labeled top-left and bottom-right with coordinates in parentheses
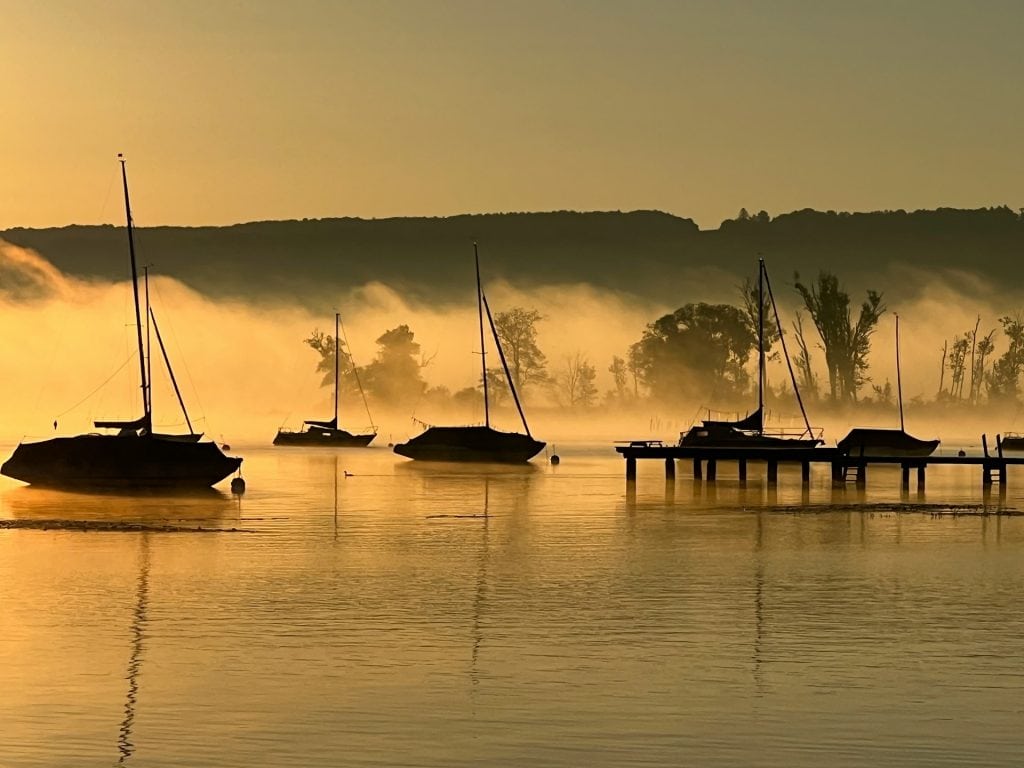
top-left (616, 436), bottom-right (1023, 493)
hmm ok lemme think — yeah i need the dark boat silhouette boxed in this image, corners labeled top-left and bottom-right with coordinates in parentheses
top-left (274, 312), bottom-right (376, 447)
top-left (679, 257), bottom-right (823, 449)
top-left (393, 245), bottom-right (545, 464)
top-left (1000, 434), bottom-right (1024, 451)
top-left (836, 314), bottom-right (939, 458)
top-left (395, 425), bottom-right (544, 463)
top-left (0, 155), bottom-right (241, 489)
top-left (836, 428), bottom-right (939, 457)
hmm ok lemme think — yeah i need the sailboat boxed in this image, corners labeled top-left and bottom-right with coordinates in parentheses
top-left (837, 314), bottom-right (939, 457)
top-left (393, 244), bottom-right (546, 463)
top-left (0, 155), bottom-right (242, 488)
top-left (273, 312), bottom-right (377, 447)
top-left (679, 257), bottom-right (823, 448)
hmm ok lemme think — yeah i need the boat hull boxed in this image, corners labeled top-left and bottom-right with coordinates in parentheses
top-left (273, 429), bottom-right (375, 447)
top-left (1, 435), bottom-right (242, 488)
top-left (393, 426), bottom-right (545, 463)
top-left (679, 424), bottom-right (822, 449)
top-left (837, 429), bottom-right (939, 457)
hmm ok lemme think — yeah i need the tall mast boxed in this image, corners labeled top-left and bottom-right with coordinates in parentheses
top-left (896, 313), bottom-right (905, 431)
top-left (119, 154), bottom-right (151, 433)
top-left (334, 312), bottom-right (340, 427)
top-left (144, 265), bottom-right (152, 418)
top-left (475, 243), bottom-right (490, 428)
top-left (757, 257), bottom-right (765, 434)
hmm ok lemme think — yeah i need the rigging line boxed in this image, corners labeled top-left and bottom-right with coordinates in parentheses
top-left (896, 313), bottom-right (905, 432)
top-left (482, 291), bottom-right (532, 438)
top-left (338, 315), bottom-right (376, 431)
top-left (150, 278), bottom-right (209, 424)
top-left (761, 259), bottom-right (814, 438)
top-left (150, 307), bottom-right (195, 434)
top-left (55, 352), bottom-right (137, 419)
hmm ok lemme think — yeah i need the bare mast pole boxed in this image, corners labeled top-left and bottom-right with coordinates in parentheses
top-left (475, 243), bottom-right (490, 428)
top-left (144, 265), bottom-right (152, 418)
top-left (334, 312), bottom-right (340, 428)
top-left (758, 257), bottom-right (765, 435)
top-left (896, 313), bottom-right (905, 431)
top-left (119, 154), bottom-right (151, 433)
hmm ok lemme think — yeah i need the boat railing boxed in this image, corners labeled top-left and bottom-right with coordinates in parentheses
top-left (761, 425), bottom-right (825, 440)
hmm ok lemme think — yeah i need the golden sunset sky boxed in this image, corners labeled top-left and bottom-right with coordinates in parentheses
top-left (2, 0), bottom-right (1021, 229)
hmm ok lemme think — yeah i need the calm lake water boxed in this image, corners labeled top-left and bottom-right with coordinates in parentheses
top-left (2, 441), bottom-right (1024, 767)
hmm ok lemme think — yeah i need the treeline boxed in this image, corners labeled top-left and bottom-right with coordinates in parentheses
top-left (307, 270), bottom-right (1024, 416)
top-left (937, 317), bottom-right (1024, 404)
top-left (5, 206), bottom-right (1024, 307)
top-left (305, 310), bottom-right (611, 413)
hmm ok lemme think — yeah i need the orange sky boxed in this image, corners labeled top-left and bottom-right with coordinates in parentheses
top-left (2, 0), bottom-right (1022, 229)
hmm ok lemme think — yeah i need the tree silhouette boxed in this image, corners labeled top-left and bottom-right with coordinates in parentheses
top-left (631, 303), bottom-right (756, 404)
top-left (791, 310), bottom-right (818, 401)
top-left (361, 325), bottom-right (428, 406)
top-left (557, 352), bottom-right (598, 407)
top-left (491, 307), bottom-right (548, 396)
top-left (607, 355), bottom-right (630, 403)
top-left (303, 328), bottom-right (357, 395)
top-left (987, 315), bottom-right (1024, 401)
top-left (793, 272), bottom-right (885, 403)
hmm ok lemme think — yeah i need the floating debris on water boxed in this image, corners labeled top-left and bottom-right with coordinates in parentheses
top-left (763, 502), bottom-right (1022, 517)
top-left (0, 519), bottom-right (254, 533)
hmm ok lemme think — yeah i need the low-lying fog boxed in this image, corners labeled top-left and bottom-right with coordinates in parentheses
top-left (1, 240), bottom-right (1021, 448)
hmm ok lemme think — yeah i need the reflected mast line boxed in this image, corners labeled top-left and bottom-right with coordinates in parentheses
top-left (117, 534), bottom-right (151, 764)
top-left (752, 512), bottom-right (766, 695)
top-left (470, 479), bottom-right (491, 697)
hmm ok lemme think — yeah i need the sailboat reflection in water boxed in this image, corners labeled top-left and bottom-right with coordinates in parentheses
top-left (1, 155), bottom-right (242, 489)
top-left (394, 244), bottom-right (546, 463)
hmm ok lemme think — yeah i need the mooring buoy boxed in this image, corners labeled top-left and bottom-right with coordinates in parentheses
top-left (230, 477), bottom-right (246, 494)
top-left (550, 454), bottom-right (560, 465)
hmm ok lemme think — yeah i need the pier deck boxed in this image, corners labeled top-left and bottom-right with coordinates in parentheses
top-left (616, 437), bottom-right (1024, 491)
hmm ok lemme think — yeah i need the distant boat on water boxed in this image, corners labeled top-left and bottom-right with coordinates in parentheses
top-left (836, 314), bottom-right (939, 458)
top-left (999, 434), bottom-right (1024, 451)
top-left (393, 244), bottom-right (545, 464)
top-left (0, 155), bottom-right (241, 489)
top-left (274, 312), bottom-right (377, 447)
top-left (679, 257), bottom-right (823, 450)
